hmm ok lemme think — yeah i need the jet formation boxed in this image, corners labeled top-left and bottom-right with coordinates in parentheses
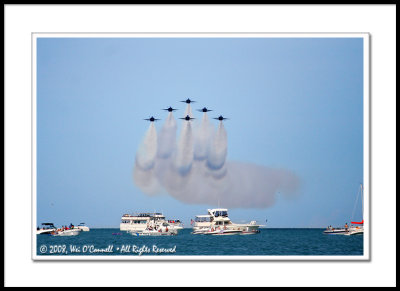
top-left (144, 100), bottom-right (228, 122)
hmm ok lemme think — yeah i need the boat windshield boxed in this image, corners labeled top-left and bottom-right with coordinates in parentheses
top-left (195, 216), bottom-right (211, 222)
top-left (214, 210), bottom-right (228, 217)
top-left (41, 223), bottom-right (55, 229)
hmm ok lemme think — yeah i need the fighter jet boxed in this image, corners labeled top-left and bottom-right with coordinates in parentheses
top-left (163, 107), bottom-right (178, 112)
top-left (144, 116), bottom-right (161, 122)
top-left (179, 115), bottom-right (196, 121)
top-left (180, 98), bottom-right (196, 104)
top-left (197, 107), bottom-right (212, 113)
top-left (213, 115), bottom-right (229, 121)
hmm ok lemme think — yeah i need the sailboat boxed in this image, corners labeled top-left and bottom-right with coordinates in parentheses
top-left (324, 183), bottom-right (364, 235)
top-left (345, 184), bottom-right (364, 235)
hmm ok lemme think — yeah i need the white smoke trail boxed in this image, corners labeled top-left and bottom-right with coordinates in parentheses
top-left (157, 112), bottom-right (177, 159)
top-left (207, 121), bottom-right (228, 171)
top-left (133, 110), bottom-right (300, 208)
top-left (194, 113), bottom-right (214, 161)
top-left (173, 120), bottom-right (194, 176)
top-left (133, 122), bottom-right (161, 195)
top-left (135, 122), bottom-right (157, 170)
top-left (184, 104), bottom-right (193, 118)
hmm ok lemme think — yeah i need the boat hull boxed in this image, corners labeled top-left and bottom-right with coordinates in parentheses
top-left (36, 229), bottom-right (55, 235)
top-left (130, 230), bottom-right (177, 236)
top-left (52, 229), bottom-right (81, 236)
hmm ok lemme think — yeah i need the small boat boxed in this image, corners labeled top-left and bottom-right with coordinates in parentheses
top-left (241, 229), bottom-right (261, 235)
top-left (36, 223), bottom-right (57, 235)
top-left (324, 184), bottom-right (364, 235)
top-left (129, 222), bottom-right (178, 236)
top-left (51, 229), bottom-right (81, 236)
top-left (76, 222), bottom-right (90, 232)
top-left (323, 227), bottom-right (350, 235)
top-left (130, 228), bottom-right (178, 236)
top-left (167, 219), bottom-right (184, 230)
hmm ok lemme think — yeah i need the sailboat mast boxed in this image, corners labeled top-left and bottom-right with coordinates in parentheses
top-left (361, 183), bottom-right (364, 219)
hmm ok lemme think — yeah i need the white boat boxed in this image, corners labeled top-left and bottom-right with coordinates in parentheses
top-left (323, 226), bottom-right (350, 235)
top-left (129, 222), bottom-right (178, 236)
top-left (120, 212), bottom-right (182, 234)
top-left (76, 222), bottom-right (90, 231)
top-left (344, 225), bottom-right (364, 236)
top-left (36, 223), bottom-right (57, 235)
top-left (347, 184), bottom-right (364, 235)
top-left (324, 184), bottom-right (364, 235)
top-left (191, 208), bottom-right (263, 235)
top-left (51, 228), bottom-right (82, 236)
top-left (166, 219), bottom-right (184, 230)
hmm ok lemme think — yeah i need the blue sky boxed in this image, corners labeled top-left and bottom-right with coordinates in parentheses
top-left (36, 37), bottom-right (364, 228)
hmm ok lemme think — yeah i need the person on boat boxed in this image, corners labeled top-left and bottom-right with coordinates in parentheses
top-left (345, 223), bottom-right (349, 232)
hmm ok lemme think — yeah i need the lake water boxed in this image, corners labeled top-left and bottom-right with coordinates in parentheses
top-left (36, 228), bottom-right (364, 257)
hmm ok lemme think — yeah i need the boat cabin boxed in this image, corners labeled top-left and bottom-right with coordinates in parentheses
top-left (121, 212), bottom-right (165, 225)
top-left (40, 223), bottom-right (56, 229)
top-left (208, 209), bottom-right (229, 218)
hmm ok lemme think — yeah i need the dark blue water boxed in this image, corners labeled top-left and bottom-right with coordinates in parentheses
top-left (36, 228), bottom-right (363, 257)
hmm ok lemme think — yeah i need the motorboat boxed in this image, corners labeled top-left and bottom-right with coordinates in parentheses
top-left (120, 212), bottom-right (182, 234)
top-left (191, 208), bottom-right (263, 235)
top-left (323, 226), bottom-right (350, 235)
top-left (167, 219), bottom-right (184, 230)
top-left (36, 223), bottom-right (57, 235)
top-left (129, 222), bottom-right (178, 236)
top-left (51, 228), bottom-right (81, 236)
top-left (76, 222), bottom-right (90, 231)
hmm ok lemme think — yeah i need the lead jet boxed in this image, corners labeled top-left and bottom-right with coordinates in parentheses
top-left (163, 107), bottom-right (178, 112)
top-left (180, 98), bottom-right (196, 104)
top-left (144, 116), bottom-right (161, 122)
top-left (179, 115), bottom-right (196, 121)
top-left (197, 107), bottom-right (212, 113)
top-left (213, 115), bottom-right (229, 121)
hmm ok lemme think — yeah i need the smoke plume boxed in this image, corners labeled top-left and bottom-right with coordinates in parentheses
top-left (133, 106), bottom-right (300, 208)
